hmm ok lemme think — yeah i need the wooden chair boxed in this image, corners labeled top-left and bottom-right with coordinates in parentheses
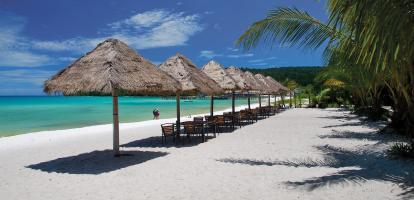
top-left (205, 115), bottom-right (217, 137)
top-left (161, 123), bottom-right (176, 144)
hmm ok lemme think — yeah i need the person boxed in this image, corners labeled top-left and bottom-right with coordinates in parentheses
top-left (153, 108), bottom-right (160, 120)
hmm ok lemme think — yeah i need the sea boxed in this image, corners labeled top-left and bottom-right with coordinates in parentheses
top-left (0, 96), bottom-right (254, 137)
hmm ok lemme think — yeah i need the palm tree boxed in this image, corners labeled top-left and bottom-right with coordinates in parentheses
top-left (236, 1), bottom-right (414, 138)
top-left (303, 84), bottom-right (314, 107)
top-left (284, 79), bottom-right (298, 108)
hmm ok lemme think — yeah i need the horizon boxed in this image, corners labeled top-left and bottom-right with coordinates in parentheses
top-left (0, 0), bottom-right (327, 95)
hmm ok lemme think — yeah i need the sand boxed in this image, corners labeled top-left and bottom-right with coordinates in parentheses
top-left (0, 108), bottom-right (413, 200)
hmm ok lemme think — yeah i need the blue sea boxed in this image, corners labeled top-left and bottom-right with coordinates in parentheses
top-left (0, 96), bottom-right (252, 137)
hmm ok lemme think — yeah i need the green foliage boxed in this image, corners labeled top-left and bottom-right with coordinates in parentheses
top-left (244, 66), bottom-right (323, 87)
top-left (237, 1), bottom-right (414, 137)
top-left (388, 143), bottom-right (414, 159)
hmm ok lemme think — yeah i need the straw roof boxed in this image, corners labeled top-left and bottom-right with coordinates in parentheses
top-left (266, 76), bottom-right (289, 93)
top-left (226, 66), bottom-right (251, 91)
top-left (159, 53), bottom-right (223, 95)
top-left (243, 71), bottom-right (264, 93)
top-left (201, 60), bottom-right (238, 91)
top-left (44, 39), bottom-right (181, 96)
top-left (255, 73), bottom-right (275, 94)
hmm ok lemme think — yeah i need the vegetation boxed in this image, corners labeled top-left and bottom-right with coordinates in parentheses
top-left (388, 143), bottom-right (414, 159)
top-left (245, 66), bottom-right (323, 87)
top-left (237, 1), bottom-right (414, 146)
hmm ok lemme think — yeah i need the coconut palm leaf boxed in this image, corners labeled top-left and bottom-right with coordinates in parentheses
top-left (236, 8), bottom-right (342, 50)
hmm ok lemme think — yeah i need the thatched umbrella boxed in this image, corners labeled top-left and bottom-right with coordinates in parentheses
top-left (244, 71), bottom-right (266, 109)
top-left (202, 60), bottom-right (239, 115)
top-left (255, 73), bottom-right (277, 107)
top-left (266, 76), bottom-right (288, 106)
top-left (226, 66), bottom-right (252, 109)
top-left (44, 38), bottom-right (180, 156)
top-left (226, 66), bottom-right (250, 91)
top-left (159, 53), bottom-right (223, 134)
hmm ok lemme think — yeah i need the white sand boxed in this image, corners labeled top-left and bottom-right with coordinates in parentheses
top-left (0, 108), bottom-right (413, 200)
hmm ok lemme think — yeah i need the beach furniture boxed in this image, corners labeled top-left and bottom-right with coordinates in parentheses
top-left (205, 115), bottom-right (218, 136)
top-left (161, 123), bottom-right (177, 144)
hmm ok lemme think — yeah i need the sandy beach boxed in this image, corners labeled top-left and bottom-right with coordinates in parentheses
top-left (0, 108), bottom-right (413, 200)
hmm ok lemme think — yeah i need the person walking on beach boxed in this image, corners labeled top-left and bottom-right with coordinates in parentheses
top-left (153, 108), bottom-right (160, 120)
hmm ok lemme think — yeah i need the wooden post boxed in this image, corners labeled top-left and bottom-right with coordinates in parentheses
top-left (210, 95), bottom-right (214, 116)
top-left (274, 95), bottom-right (277, 107)
top-left (112, 88), bottom-right (120, 157)
top-left (259, 93), bottom-right (262, 109)
top-left (268, 94), bottom-right (271, 106)
top-left (176, 93), bottom-right (181, 136)
top-left (247, 93), bottom-right (251, 110)
top-left (232, 91), bottom-right (235, 114)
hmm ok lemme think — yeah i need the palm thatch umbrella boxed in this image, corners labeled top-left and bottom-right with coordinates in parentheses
top-left (255, 73), bottom-right (277, 107)
top-left (226, 66), bottom-right (253, 109)
top-left (159, 53), bottom-right (223, 133)
top-left (44, 38), bottom-right (180, 156)
top-left (266, 76), bottom-right (288, 106)
top-left (202, 60), bottom-right (239, 115)
top-left (244, 71), bottom-right (266, 109)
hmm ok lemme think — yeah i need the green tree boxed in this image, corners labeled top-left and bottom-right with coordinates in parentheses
top-left (236, 2), bottom-right (414, 140)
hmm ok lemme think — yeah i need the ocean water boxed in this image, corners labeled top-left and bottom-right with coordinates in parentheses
top-left (0, 96), bottom-right (254, 137)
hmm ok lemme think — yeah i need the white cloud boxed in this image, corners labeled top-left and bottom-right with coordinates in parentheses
top-left (200, 50), bottom-right (254, 59)
top-left (227, 47), bottom-right (239, 52)
top-left (0, 51), bottom-right (52, 67)
top-left (0, 13), bottom-right (54, 67)
top-left (0, 10), bottom-right (204, 67)
top-left (227, 53), bottom-right (254, 58)
top-left (0, 69), bottom-right (56, 85)
top-left (248, 57), bottom-right (277, 63)
top-left (199, 50), bottom-right (222, 59)
top-left (32, 9), bottom-right (204, 52)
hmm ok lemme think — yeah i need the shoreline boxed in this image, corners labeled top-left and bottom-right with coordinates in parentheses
top-left (0, 102), bottom-right (264, 150)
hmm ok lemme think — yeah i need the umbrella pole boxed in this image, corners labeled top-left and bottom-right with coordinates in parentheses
top-left (176, 93), bottom-right (181, 137)
top-left (232, 91), bottom-right (235, 114)
top-left (247, 92), bottom-right (251, 110)
top-left (268, 94), bottom-right (271, 106)
top-left (259, 93), bottom-right (262, 109)
top-left (210, 95), bottom-right (214, 116)
top-left (112, 88), bottom-right (120, 157)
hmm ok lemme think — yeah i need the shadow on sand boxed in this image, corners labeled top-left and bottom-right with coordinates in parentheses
top-left (26, 150), bottom-right (168, 175)
top-left (217, 118), bottom-right (414, 199)
top-left (121, 135), bottom-right (216, 148)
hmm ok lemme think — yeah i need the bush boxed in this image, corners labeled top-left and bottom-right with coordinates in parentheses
top-left (388, 142), bottom-right (414, 159)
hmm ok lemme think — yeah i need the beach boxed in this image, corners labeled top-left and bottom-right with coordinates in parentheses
top-left (0, 108), bottom-right (412, 200)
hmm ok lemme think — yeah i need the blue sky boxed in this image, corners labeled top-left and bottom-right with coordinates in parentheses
top-left (0, 0), bottom-right (327, 95)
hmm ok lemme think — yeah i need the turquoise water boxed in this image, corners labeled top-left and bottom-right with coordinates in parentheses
top-left (0, 96), bottom-right (251, 137)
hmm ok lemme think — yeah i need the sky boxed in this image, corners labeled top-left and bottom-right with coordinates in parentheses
top-left (0, 0), bottom-right (328, 95)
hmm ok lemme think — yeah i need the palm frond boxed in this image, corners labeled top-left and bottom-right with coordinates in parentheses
top-left (236, 7), bottom-right (341, 50)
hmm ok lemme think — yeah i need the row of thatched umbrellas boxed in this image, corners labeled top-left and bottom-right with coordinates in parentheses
top-left (44, 39), bottom-right (289, 156)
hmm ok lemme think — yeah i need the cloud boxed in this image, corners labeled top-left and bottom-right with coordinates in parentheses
top-left (199, 50), bottom-right (222, 59)
top-left (0, 10), bottom-right (204, 67)
top-left (248, 57), bottom-right (277, 63)
top-left (0, 12), bottom-right (54, 67)
top-left (0, 69), bottom-right (56, 85)
top-left (227, 47), bottom-right (239, 52)
top-left (199, 50), bottom-right (254, 59)
top-left (0, 51), bottom-right (52, 67)
top-left (33, 9), bottom-right (204, 52)
top-left (227, 53), bottom-right (254, 58)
